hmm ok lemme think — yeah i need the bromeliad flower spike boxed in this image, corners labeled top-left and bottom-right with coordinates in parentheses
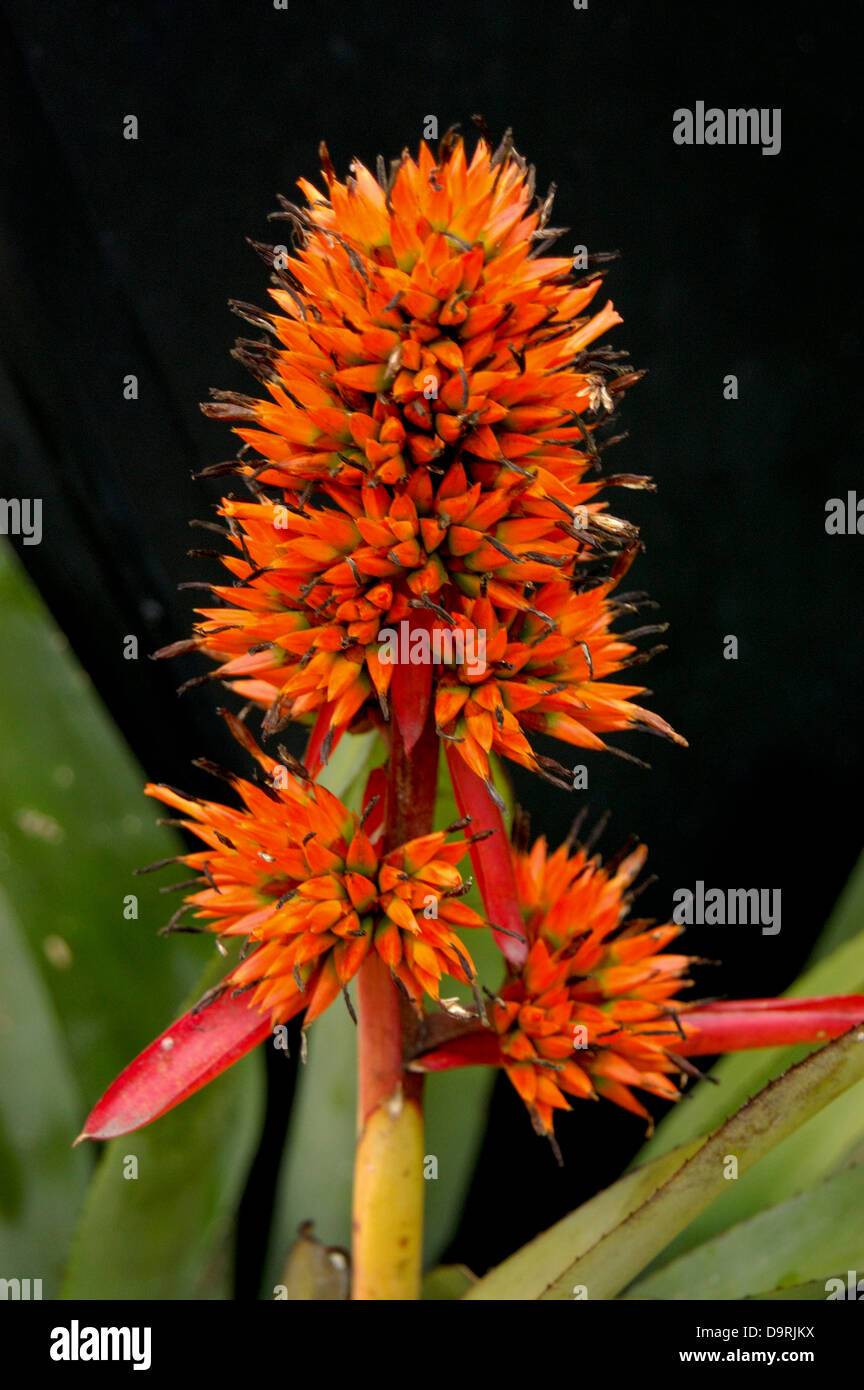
top-left (171, 122), bottom-right (685, 800)
top-left (79, 126), bottom-right (864, 1301)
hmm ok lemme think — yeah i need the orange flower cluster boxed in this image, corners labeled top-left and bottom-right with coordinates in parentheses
top-left (144, 714), bottom-right (487, 1023)
top-left (493, 829), bottom-right (696, 1136)
top-left (169, 127), bottom-right (683, 789)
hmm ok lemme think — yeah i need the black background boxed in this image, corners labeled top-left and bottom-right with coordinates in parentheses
top-left (1, 0), bottom-right (862, 1293)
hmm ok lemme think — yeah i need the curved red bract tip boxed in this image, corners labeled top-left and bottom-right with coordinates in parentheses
top-left (390, 610), bottom-right (435, 755)
top-left (304, 700), bottom-right (345, 777)
top-left (445, 743), bottom-right (528, 965)
top-left (678, 995), bottom-right (864, 1056)
top-left (77, 988), bottom-right (271, 1142)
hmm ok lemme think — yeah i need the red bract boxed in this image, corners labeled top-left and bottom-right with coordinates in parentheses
top-left (76, 991), bottom-right (270, 1143)
top-left (676, 997), bottom-right (864, 1055)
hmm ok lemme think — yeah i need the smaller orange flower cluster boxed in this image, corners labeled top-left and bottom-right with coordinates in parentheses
top-left (144, 714), bottom-right (487, 1024)
top-left (494, 829), bottom-right (696, 1136)
top-left (433, 554), bottom-right (682, 785)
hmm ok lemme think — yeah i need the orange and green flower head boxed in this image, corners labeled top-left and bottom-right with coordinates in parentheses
top-left (202, 126), bottom-right (638, 510)
top-left (164, 124), bottom-right (684, 788)
top-left (179, 519), bottom-right (683, 776)
top-left (179, 462), bottom-right (619, 732)
top-left (492, 828), bottom-right (696, 1137)
top-left (144, 712), bottom-right (488, 1023)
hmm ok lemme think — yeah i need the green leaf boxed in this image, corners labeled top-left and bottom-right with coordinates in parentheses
top-left (61, 951), bottom-right (264, 1302)
top-left (0, 544), bottom-right (273, 1298)
top-left (464, 1138), bottom-right (704, 1300)
top-left (62, 1049), bottom-right (262, 1299)
top-left (639, 865), bottom-right (864, 1167)
top-left (0, 541), bottom-right (255, 1295)
top-left (0, 542), bottom-right (203, 1103)
top-left (638, 1072), bottom-right (864, 1279)
top-left (630, 867), bottom-right (864, 1275)
top-left (468, 1025), bottom-right (864, 1300)
top-left (623, 1164), bottom-right (864, 1300)
top-left (536, 1026), bottom-right (864, 1300)
top-left (265, 990), bottom-right (358, 1286)
top-left (0, 888), bottom-right (90, 1296)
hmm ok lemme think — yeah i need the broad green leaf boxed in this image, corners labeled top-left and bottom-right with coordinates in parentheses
top-left (0, 542), bottom-right (202, 1103)
top-left (624, 1164), bottom-right (864, 1300)
top-left (0, 541), bottom-right (239, 1296)
top-left (62, 1045), bottom-right (262, 1299)
top-left (63, 952), bottom-right (264, 1298)
top-left (0, 888), bottom-right (89, 1296)
top-left (631, 874), bottom-right (864, 1273)
top-left (807, 849), bottom-right (864, 963)
top-left (464, 1137), bottom-right (704, 1300)
top-left (535, 1026), bottom-right (864, 1300)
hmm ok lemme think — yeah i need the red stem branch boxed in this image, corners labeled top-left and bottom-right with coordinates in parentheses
top-left (357, 698), bottom-right (439, 1118)
top-left (351, 685), bottom-right (439, 1298)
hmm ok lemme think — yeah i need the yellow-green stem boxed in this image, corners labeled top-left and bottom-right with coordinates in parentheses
top-left (351, 701), bottom-right (438, 1299)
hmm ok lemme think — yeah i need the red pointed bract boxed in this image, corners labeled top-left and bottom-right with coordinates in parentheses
top-left (678, 995), bottom-right (864, 1055)
top-left (304, 699), bottom-right (344, 777)
top-left (390, 610), bottom-right (434, 754)
top-left (409, 1028), bottom-right (503, 1072)
top-left (361, 764), bottom-right (388, 842)
top-left (445, 743), bottom-right (527, 965)
top-left (76, 990), bottom-right (271, 1142)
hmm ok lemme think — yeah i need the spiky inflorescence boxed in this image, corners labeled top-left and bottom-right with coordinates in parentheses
top-left (167, 127), bottom-right (683, 790)
top-left (143, 713), bottom-right (488, 1024)
top-left (492, 827), bottom-right (697, 1137)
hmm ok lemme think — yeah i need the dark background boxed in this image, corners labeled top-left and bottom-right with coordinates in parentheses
top-left (2, 0), bottom-right (862, 1292)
